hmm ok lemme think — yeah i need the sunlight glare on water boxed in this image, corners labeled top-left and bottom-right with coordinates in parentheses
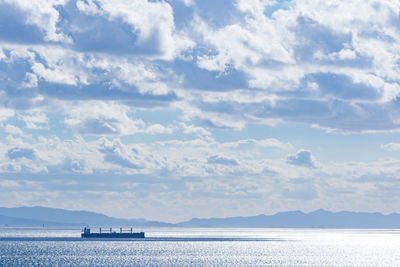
top-left (0, 228), bottom-right (399, 266)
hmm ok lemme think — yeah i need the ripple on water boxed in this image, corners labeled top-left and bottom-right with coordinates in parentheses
top-left (0, 228), bottom-right (400, 266)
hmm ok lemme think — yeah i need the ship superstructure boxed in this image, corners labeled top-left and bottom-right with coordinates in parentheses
top-left (81, 227), bottom-right (145, 238)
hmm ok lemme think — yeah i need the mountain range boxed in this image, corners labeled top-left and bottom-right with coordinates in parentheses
top-left (1, 206), bottom-right (400, 228)
top-left (0, 206), bottom-right (173, 227)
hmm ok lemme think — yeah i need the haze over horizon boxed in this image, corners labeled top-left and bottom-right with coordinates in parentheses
top-left (1, 0), bottom-right (400, 222)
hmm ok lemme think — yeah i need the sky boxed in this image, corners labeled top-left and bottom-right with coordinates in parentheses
top-left (1, 0), bottom-right (400, 223)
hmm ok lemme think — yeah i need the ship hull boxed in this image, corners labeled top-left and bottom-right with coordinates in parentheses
top-left (81, 232), bottom-right (145, 238)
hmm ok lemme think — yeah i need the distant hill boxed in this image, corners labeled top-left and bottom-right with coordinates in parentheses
top-left (0, 214), bottom-right (77, 226)
top-left (1, 207), bottom-right (400, 228)
top-left (176, 209), bottom-right (400, 228)
top-left (0, 206), bottom-right (173, 227)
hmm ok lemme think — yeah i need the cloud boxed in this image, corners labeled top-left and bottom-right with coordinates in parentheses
top-left (286, 150), bottom-right (316, 168)
top-left (223, 138), bottom-right (293, 150)
top-left (18, 111), bottom-right (48, 129)
top-left (179, 0), bottom-right (400, 132)
top-left (64, 102), bottom-right (144, 135)
top-left (0, 3), bottom-right (45, 44)
top-left (63, 101), bottom-right (175, 136)
top-left (4, 125), bottom-right (23, 136)
top-left (3, 132), bottom-right (400, 220)
top-left (98, 138), bottom-right (145, 170)
top-left (1, 0), bottom-right (400, 133)
top-left (281, 178), bottom-right (319, 200)
top-left (145, 124), bottom-right (174, 135)
top-left (75, 0), bottom-right (193, 59)
top-left (0, 179), bottom-right (19, 188)
top-left (3, 0), bottom-right (400, 221)
top-left (32, 62), bottom-right (78, 86)
top-left (180, 122), bottom-right (211, 136)
top-left (0, 0), bottom-right (70, 43)
top-left (7, 147), bottom-right (36, 160)
top-left (381, 143), bottom-right (400, 151)
top-left (0, 0), bottom-right (193, 59)
top-left (207, 155), bottom-right (239, 166)
top-left (0, 133), bottom-right (292, 178)
top-left (0, 108), bottom-right (14, 122)
top-left (261, 167), bottom-right (278, 176)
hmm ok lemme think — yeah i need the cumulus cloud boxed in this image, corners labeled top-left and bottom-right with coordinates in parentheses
top-left (18, 111), bottom-right (48, 129)
top-left (3, 0), bottom-right (400, 220)
top-left (75, 0), bottom-right (193, 59)
top-left (180, 0), bottom-right (400, 132)
top-left (0, 132), bottom-right (293, 178)
top-left (180, 122), bottom-right (211, 137)
top-left (98, 138), bottom-right (143, 169)
top-left (0, 0), bottom-right (70, 43)
top-left (1, 0), bottom-right (400, 132)
top-left (63, 101), bottom-right (173, 136)
top-left (7, 147), bottom-right (36, 160)
top-left (2, 131), bottom-right (400, 220)
top-left (286, 150), bottom-right (316, 168)
top-left (207, 155), bottom-right (239, 166)
top-left (64, 103), bottom-right (142, 135)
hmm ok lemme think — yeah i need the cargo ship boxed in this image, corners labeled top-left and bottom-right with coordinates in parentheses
top-left (81, 227), bottom-right (145, 238)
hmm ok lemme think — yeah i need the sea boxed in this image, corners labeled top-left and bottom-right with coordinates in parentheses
top-left (0, 227), bottom-right (399, 266)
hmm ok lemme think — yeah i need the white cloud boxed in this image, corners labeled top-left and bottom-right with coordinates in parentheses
top-left (0, 108), bottom-right (14, 123)
top-left (179, 0), bottom-right (400, 132)
top-left (176, 99), bottom-right (247, 131)
top-left (98, 138), bottom-right (145, 170)
top-left (286, 150), bottom-right (316, 168)
top-left (2, 0), bottom-right (400, 220)
top-left (63, 101), bottom-right (173, 136)
top-left (21, 72), bottom-right (38, 88)
top-left (235, 0), bottom-right (277, 16)
top-left (76, 0), bottom-right (101, 15)
top-left (5, 125), bottom-right (23, 136)
top-left (381, 143), bottom-right (400, 151)
top-left (145, 124), bottom-right (173, 135)
top-left (31, 62), bottom-right (78, 86)
top-left (0, 49), bottom-right (5, 60)
top-left (223, 138), bottom-right (293, 151)
top-left (90, 0), bottom-right (194, 60)
top-left (180, 122), bottom-right (211, 136)
top-left (18, 111), bottom-right (48, 129)
top-left (1, 0), bottom-right (400, 133)
top-left (64, 101), bottom-right (144, 135)
top-left (330, 49), bottom-right (357, 60)
top-left (181, 0), bottom-right (194, 7)
top-left (194, 12), bottom-right (294, 73)
top-left (1, 0), bottom-right (71, 42)
top-left (111, 60), bottom-right (172, 95)
top-left (0, 179), bottom-right (19, 188)
top-left (2, 131), bottom-right (400, 220)
top-left (0, 135), bottom-right (102, 174)
top-left (207, 155), bottom-right (239, 166)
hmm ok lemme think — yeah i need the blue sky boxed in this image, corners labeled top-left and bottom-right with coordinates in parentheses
top-left (1, 0), bottom-right (400, 222)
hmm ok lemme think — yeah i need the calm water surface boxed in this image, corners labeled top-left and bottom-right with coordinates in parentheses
top-left (0, 227), bottom-right (399, 266)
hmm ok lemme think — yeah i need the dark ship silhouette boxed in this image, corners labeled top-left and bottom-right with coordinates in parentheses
top-left (81, 227), bottom-right (145, 238)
